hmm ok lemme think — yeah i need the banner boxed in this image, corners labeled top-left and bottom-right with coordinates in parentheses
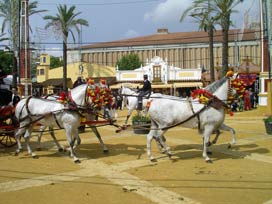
top-left (238, 74), bottom-right (257, 86)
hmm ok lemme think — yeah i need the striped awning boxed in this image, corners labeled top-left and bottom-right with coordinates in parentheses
top-left (173, 82), bottom-right (203, 88)
top-left (110, 83), bottom-right (141, 89)
top-left (152, 84), bottom-right (173, 89)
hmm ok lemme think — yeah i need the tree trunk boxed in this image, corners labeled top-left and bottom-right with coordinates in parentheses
top-left (221, 28), bottom-right (229, 78)
top-left (208, 28), bottom-right (215, 82)
top-left (63, 39), bottom-right (67, 93)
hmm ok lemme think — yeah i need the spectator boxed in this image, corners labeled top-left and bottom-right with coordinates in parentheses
top-left (73, 76), bottom-right (84, 88)
top-left (231, 100), bottom-right (238, 112)
top-left (11, 88), bottom-right (20, 107)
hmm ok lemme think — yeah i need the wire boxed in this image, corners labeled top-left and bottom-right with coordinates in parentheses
top-left (38, 0), bottom-right (161, 6)
top-left (27, 29), bottom-right (264, 46)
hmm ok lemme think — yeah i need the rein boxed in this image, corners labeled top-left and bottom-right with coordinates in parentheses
top-left (68, 85), bottom-right (90, 110)
top-left (161, 96), bottom-right (226, 131)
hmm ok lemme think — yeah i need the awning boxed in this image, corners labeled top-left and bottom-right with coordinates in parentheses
top-left (109, 84), bottom-right (122, 89)
top-left (152, 84), bottom-right (173, 89)
top-left (110, 83), bottom-right (141, 89)
top-left (42, 78), bottom-right (73, 88)
top-left (173, 82), bottom-right (203, 88)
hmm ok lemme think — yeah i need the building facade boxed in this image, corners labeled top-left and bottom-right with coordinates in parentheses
top-left (112, 56), bottom-right (203, 97)
top-left (79, 29), bottom-right (260, 71)
top-left (74, 28), bottom-right (269, 105)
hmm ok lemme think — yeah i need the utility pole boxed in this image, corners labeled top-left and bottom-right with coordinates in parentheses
top-left (20, 0), bottom-right (30, 96)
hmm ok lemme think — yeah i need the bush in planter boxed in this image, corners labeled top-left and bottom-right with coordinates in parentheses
top-left (132, 113), bottom-right (151, 134)
top-left (263, 115), bottom-right (272, 135)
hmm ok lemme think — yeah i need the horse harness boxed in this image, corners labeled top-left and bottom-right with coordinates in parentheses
top-left (18, 96), bottom-right (76, 129)
top-left (161, 96), bottom-right (229, 131)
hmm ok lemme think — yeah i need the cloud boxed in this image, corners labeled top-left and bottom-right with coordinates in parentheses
top-left (123, 29), bottom-right (139, 38)
top-left (144, 0), bottom-right (192, 24)
top-left (143, 0), bottom-right (259, 31)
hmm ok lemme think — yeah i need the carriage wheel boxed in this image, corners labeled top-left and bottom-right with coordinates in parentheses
top-left (0, 133), bottom-right (17, 147)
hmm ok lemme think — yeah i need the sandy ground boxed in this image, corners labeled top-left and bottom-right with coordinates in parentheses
top-left (0, 107), bottom-right (272, 204)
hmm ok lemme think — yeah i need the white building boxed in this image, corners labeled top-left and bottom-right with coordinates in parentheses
top-left (112, 56), bottom-right (203, 96)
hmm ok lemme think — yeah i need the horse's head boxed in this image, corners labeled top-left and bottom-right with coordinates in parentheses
top-left (205, 75), bottom-right (236, 102)
top-left (70, 84), bottom-right (90, 107)
top-left (119, 84), bottom-right (138, 96)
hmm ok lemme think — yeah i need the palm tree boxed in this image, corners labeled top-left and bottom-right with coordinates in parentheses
top-left (0, 0), bottom-right (47, 88)
top-left (212, 0), bottom-right (243, 78)
top-left (180, 0), bottom-right (219, 82)
top-left (44, 4), bottom-right (89, 92)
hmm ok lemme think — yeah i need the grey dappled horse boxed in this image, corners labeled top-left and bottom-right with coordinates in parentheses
top-left (36, 95), bottom-right (109, 154)
top-left (146, 76), bottom-right (236, 162)
top-left (15, 84), bottom-right (102, 163)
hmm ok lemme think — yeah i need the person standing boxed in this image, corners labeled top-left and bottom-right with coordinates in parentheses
top-left (73, 76), bottom-right (84, 88)
top-left (11, 88), bottom-right (20, 107)
top-left (137, 74), bottom-right (152, 110)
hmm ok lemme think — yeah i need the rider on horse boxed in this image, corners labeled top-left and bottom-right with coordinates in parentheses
top-left (137, 74), bottom-right (152, 110)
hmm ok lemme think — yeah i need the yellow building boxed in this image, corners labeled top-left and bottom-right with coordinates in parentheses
top-left (36, 54), bottom-right (116, 94)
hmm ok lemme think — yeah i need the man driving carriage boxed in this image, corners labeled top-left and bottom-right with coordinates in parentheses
top-left (137, 74), bottom-right (152, 110)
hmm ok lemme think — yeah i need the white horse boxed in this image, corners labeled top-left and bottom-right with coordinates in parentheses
top-left (36, 95), bottom-right (109, 153)
top-left (120, 84), bottom-right (236, 148)
top-left (146, 75), bottom-right (235, 163)
top-left (119, 84), bottom-right (152, 125)
top-left (15, 84), bottom-right (97, 163)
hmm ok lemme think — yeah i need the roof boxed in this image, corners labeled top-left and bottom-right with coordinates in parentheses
top-left (91, 77), bottom-right (116, 85)
top-left (238, 60), bottom-right (261, 73)
top-left (82, 29), bottom-right (258, 49)
top-left (42, 78), bottom-right (73, 88)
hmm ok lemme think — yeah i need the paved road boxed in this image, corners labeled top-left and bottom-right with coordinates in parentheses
top-left (0, 107), bottom-right (271, 204)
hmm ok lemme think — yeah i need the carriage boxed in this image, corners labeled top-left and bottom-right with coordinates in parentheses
top-left (0, 88), bottom-right (18, 147)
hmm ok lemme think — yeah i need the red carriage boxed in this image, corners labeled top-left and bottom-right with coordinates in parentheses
top-left (0, 88), bottom-right (18, 147)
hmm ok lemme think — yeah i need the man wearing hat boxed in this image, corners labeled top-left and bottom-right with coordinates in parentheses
top-left (11, 88), bottom-right (20, 107)
top-left (137, 74), bottom-right (152, 110)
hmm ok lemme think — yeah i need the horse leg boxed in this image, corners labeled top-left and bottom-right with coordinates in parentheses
top-left (91, 126), bottom-right (109, 153)
top-left (24, 127), bottom-right (37, 158)
top-left (72, 128), bottom-right (81, 149)
top-left (15, 125), bottom-right (26, 156)
top-left (211, 130), bottom-right (221, 145)
top-left (147, 130), bottom-right (156, 162)
top-left (48, 127), bottom-right (64, 152)
top-left (64, 126), bottom-right (80, 163)
top-left (37, 125), bottom-right (46, 151)
top-left (219, 123), bottom-right (236, 148)
top-left (124, 114), bottom-right (132, 126)
top-left (155, 130), bottom-right (172, 158)
top-left (202, 127), bottom-right (213, 163)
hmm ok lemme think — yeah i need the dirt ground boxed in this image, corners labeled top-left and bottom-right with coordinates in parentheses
top-left (0, 106), bottom-right (272, 204)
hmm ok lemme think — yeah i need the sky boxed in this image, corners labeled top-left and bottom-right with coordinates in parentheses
top-left (29, 0), bottom-right (260, 57)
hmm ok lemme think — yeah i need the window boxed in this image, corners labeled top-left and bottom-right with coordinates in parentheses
top-left (41, 56), bottom-right (46, 64)
top-left (40, 69), bottom-right (44, 75)
top-left (153, 65), bottom-right (161, 82)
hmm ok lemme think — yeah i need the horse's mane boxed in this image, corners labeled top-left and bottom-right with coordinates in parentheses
top-left (205, 77), bottom-right (228, 93)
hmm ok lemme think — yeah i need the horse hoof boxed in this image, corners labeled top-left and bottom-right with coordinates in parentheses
top-left (15, 152), bottom-right (19, 156)
top-left (167, 153), bottom-right (172, 158)
top-left (32, 154), bottom-right (38, 159)
top-left (206, 159), bottom-right (213, 163)
top-left (207, 151), bottom-right (212, 155)
top-left (150, 158), bottom-right (157, 162)
top-left (103, 149), bottom-right (109, 154)
top-left (227, 144), bottom-right (232, 149)
top-left (161, 149), bottom-right (166, 154)
top-left (58, 148), bottom-right (64, 152)
top-left (74, 159), bottom-right (81, 164)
